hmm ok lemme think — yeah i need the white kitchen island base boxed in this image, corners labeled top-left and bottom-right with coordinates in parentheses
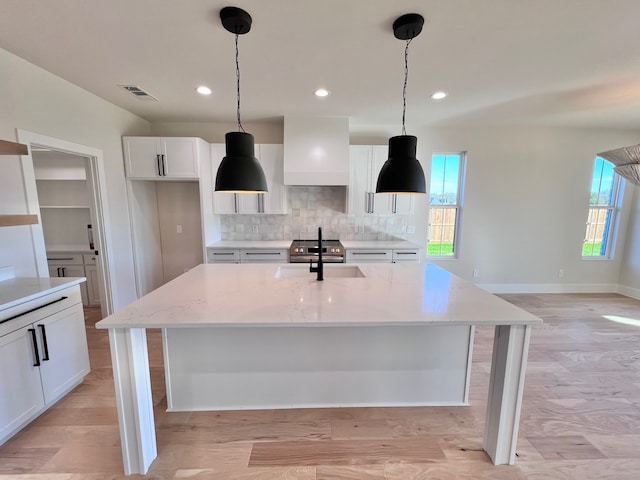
top-left (164, 325), bottom-right (474, 411)
top-left (97, 263), bottom-right (541, 475)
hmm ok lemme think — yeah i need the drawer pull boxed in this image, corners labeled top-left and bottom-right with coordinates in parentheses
top-left (352, 252), bottom-right (388, 255)
top-left (212, 252), bottom-right (235, 255)
top-left (38, 324), bottom-right (50, 361)
top-left (396, 252), bottom-right (417, 255)
top-left (0, 296), bottom-right (68, 325)
top-left (47, 257), bottom-right (74, 261)
top-left (244, 252), bottom-right (282, 255)
top-left (29, 328), bottom-right (40, 367)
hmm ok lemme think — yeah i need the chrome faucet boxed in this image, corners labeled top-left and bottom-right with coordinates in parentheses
top-left (309, 227), bottom-right (324, 281)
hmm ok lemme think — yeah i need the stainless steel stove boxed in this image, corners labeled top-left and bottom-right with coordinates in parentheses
top-left (289, 239), bottom-right (345, 263)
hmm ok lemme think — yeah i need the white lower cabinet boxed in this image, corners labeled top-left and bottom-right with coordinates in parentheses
top-left (0, 327), bottom-right (45, 442)
top-left (346, 249), bottom-right (393, 263)
top-left (0, 285), bottom-right (89, 445)
top-left (239, 249), bottom-right (288, 263)
top-left (207, 248), bottom-right (288, 263)
top-left (47, 252), bottom-right (100, 307)
top-left (346, 248), bottom-right (421, 263)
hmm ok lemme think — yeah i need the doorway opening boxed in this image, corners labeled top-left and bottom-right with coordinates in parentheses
top-left (18, 130), bottom-right (114, 317)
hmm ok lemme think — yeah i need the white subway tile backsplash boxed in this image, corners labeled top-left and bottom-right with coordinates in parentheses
top-left (220, 186), bottom-right (408, 241)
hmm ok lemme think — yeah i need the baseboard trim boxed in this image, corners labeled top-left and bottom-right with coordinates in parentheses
top-left (617, 285), bottom-right (640, 300)
top-left (477, 283), bottom-right (619, 294)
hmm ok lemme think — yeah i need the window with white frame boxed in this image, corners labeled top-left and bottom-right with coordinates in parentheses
top-left (583, 157), bottom-right (621, 258)
top-left (427, 152), bottom-right (466, 257)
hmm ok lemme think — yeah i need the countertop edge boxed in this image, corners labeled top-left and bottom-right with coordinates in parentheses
top-left (0, 277), bottom-right (86, 312)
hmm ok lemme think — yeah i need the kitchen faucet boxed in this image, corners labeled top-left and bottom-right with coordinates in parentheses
top-left (309, 227), bottom-right (324, 281)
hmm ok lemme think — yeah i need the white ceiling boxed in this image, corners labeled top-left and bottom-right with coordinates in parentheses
top-left (1, 0), bottom-right (640, 129)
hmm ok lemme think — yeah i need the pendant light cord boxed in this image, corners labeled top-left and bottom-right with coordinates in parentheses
top-left (401, 38), bottom-right (412, 136)
top-left (235, 33), bottom-right (245, 133)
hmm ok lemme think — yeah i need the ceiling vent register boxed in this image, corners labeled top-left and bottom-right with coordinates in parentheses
top-left (118, 85), bottom-right (158, 101)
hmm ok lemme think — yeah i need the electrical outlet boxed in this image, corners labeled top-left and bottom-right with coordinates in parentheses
top-left (407, 225), bottom-right (415, 234)
top-left (473, 268), bottom-right (480, 278)
top-left (252, 225), bottom-right (259, 233)
top-left (357, 225), bottom-right (365, 234)
top-left (176, 224), bottom-right (182, 234)
top-left (558, 269), bottom-right (565, 278)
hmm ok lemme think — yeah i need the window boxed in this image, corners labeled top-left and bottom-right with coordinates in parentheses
top-left (583, 157), bottom-right (620, 258)
top-left (428, 153), bottom-right (466, 257)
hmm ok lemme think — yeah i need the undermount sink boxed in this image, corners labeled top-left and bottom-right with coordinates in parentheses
top-left (275, 265), bottom-right (365, 279)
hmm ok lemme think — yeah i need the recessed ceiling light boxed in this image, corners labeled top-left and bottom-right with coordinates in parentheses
top-left (196, 86), bottom-right (212, 95)
top-left (431, 91), bottom-right (448, 100)
top-left (314, 88), bottom-right (330, 97)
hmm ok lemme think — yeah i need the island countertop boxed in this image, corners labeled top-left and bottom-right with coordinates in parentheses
top-left (96, 263), bottom-right (541, 329)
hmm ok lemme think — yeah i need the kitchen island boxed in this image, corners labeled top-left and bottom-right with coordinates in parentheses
top-left (96, 263), bottom-right (542, 475)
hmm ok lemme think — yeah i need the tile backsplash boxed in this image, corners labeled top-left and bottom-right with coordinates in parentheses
top-left (220, 186), bottom-right (409, 241)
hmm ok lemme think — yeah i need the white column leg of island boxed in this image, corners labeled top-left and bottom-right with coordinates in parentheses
top-left (108, 328), bottom-right (157, 475)
top-left (483, 324), bottom-right (532, 465)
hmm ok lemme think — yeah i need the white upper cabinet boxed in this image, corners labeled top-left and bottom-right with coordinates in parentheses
top-left (123, 137), bottom-right (201, 180)
top-left (348, 145), bottom-right (414, 215)
top-left (211, 143), bottom-right (287, 214)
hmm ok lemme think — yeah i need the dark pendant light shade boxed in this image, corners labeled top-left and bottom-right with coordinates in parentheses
top-left (215, 132), bottom-right (267, 193)
top-left (376, 13), bottom-right (427, 195)
top-left (215, 6), bottom-right (268, 193)
top-left (376, 135), bottom-right (426, 194)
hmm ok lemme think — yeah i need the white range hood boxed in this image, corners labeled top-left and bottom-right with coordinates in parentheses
top-left (283, 116), bottom-right (349, 186)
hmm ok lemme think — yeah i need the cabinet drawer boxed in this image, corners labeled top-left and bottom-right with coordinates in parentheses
top-left (392, 249), bottom-right (421, 262)
top-left (46, 254), bottom-right (83, 265)
top-left (207, 249), bottom-right (240, 263)
top-left (240, 249), bottom-right (288, 263)
top-left (0, 285), bottom-right (83, 337)
top-left (83, 254), bottom-right (97, 265)
top-left (346, 249), bottom-right (392, 263)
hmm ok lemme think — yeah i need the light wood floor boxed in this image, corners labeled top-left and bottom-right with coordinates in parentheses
top-left (1, 293), bottom-right (640, 479)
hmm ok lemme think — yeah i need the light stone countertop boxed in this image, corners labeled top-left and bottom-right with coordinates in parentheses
top-left (0, 277), bottom-right (86, 312)
top-left (96, 263), bottom-right (541, 329)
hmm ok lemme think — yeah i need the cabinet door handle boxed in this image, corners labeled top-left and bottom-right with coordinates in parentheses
top-left (61, 267), bottom-right (66, 277)
top-left (38, 324), bottom-right (50, 361)
top-left (371, 192), bottom-right (375, 213)
top-left (234, 193), bottom-right (239, 213)
top-left (161, 154), bottom-right (167, 176)
top-left (156, 154), bottom-right (162, 176)
top-left (56, 267), bottom-right (62, 277)
top-left (28, 328), bottom-right (40, 367)
top-left (392, 195), bottom-right (397, 214)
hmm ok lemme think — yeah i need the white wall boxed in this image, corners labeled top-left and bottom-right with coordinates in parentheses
top-left (619, 186), bottom-right (640, 297)
top-left (413, 127), bottom-right (640, 290)
top-left (0, 48), bottom-right (150, 310)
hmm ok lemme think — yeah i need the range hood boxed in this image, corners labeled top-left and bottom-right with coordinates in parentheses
top-left (283, 116), bottom-right (349, 186)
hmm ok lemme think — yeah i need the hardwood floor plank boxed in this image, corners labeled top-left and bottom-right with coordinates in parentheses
top-left (316, 465), bottom-right (385, 479)
top-left (173, 466), bottom-right (316, 479)
top-left (248, 438), bottom-right (445, 467)
top-left (0, 447), bottom-right (59, 475)
top-left (526, 435), bottom-right (606, 460)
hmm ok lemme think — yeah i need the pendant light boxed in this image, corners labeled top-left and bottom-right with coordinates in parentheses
top-left (376, 13), bottom-right (426, 194)
top-left (215, 6), bottom-right (268, 193)
top-left (598, 144), bottom-right (640, 186)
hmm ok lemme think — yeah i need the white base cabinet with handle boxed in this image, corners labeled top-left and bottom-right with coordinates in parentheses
top-left (47, 252), bottom-right (100, 307)
top-left (349, 145), bottom-right (414, 215)
top-left (0, 284), bottom-right (90, 445)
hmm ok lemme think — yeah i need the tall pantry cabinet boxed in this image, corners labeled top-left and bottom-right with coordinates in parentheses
top-left (123, 137), bottom-right (218, 297)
